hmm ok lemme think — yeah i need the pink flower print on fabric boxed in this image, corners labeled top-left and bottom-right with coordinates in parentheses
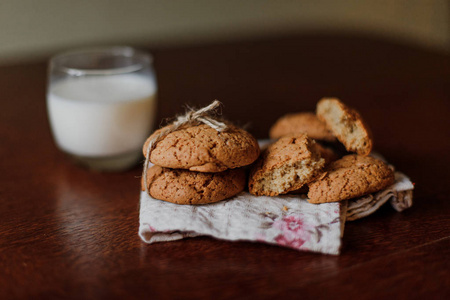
top-left (272, 215), bottom-right (312, 249)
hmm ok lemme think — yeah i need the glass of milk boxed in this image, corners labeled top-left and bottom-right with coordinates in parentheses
top-left (47, 47), bottom-right (157, 171)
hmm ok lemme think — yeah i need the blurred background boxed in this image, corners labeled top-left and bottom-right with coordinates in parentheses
top-left (0, 0), bottom-right (449, 64)
top-left (1, 0), bottom-right (449, 147)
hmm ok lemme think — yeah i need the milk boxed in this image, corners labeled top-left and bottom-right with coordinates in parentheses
top-left (47, 74), bottom-right (156, 158)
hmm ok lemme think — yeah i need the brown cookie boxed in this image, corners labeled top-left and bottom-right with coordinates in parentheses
top-left (316, 98), bottom-right (373, 156)
top-left (269, 112), bottom-right (336, 142)
top-left (288, 143), bottom-right (338, 195)
top-left (307, 154), bottom-right (395, 204)
top-left (143, 124), bottom-right (260, 172)
top-left (141, 166), bottom-right (246, 205)
top-left (248, 134), bottom-right (325, 196)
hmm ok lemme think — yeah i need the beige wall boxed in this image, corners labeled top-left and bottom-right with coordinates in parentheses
top-left (0, 0), bottom-right (448, 64)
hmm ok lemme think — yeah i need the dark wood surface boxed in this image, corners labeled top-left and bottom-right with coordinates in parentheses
top-left (1, 34), bottom-right (449, 299)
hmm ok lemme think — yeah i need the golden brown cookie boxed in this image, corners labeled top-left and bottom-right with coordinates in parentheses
top-left (141, 166), bottom-right (246, 205)
top-left (143, 124), bottom-right (260, 172)
top-left (248, 134), bottom-right (325, 196)
top-left (269, 112), bottom-right (336, 142)
top-left (316, 98), bottom-right (373, 156)
top-left (288, 143), bottom-right (338, 195)
top-left (307, 154), bottom-right (395, 204)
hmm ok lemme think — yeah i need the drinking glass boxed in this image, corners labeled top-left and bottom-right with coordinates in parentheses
top-left (47, 46), bottom-right (157, 171)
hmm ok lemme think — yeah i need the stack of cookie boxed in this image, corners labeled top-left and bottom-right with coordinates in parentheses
top-left (249, 98), bottom-right (395, 204)
top-left (141, 123), bottom-right (260, 205)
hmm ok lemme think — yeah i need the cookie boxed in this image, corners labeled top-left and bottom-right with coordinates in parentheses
top-left (261, 141), bottom-right (335, 195)
top-left (143, 124), bottom-right (260, 172)
top-left (269, 112), bottom-right (336, 142)
top-left (141, 165), bottom-right (246, 205)
top-left (307, 154), bottom-right (395, 204)
top-left (249, 134), bottom-right (325, 196)
top-left (316, 98), bottom-right (373, 156)
top-left (289, 143), bottom-right (338, 195)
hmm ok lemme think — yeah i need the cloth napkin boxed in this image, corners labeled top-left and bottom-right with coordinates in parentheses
top-left (139, 143), bottom-right (414, 255)
top-left (346, 172), bottom-right (414, 221)
top-left (140, 191), bottom-right (347, 255)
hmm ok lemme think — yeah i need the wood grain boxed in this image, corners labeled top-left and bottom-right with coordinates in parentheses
top-left (0, 33), bottom-right (449, 299)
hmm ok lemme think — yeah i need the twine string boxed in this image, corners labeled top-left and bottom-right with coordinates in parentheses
top-left (143, 100), bottom-right (227, 194)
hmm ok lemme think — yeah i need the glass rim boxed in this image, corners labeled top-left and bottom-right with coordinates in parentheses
top-left (50, 46), bottom-right (153, 76)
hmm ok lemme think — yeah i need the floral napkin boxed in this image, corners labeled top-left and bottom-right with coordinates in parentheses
top-left (139, 191), bottom-right (347, 255)
top-left (139, 141), bottom-right (414, 255)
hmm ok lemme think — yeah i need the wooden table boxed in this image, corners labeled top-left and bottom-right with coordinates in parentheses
top-left (1, 34), bottom-right (449, 299)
